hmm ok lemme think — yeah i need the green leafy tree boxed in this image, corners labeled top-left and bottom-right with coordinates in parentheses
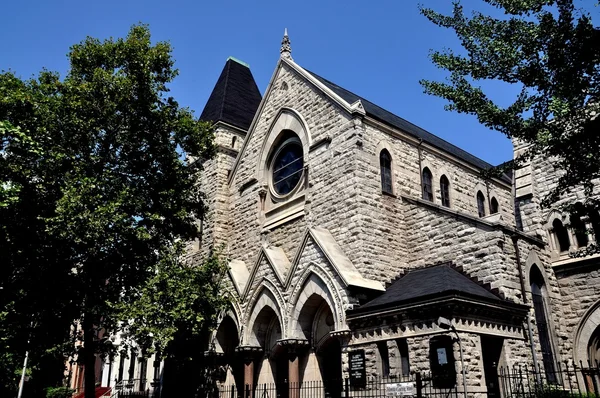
top-left (117, 245), bottom-right (229, 396)
top-left (420, 0), bottom-right (600, 237)
top-left (0, 25), bottom-right (220, 398)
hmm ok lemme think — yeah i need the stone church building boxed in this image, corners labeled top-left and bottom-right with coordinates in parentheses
top-left (92, 32), bottom-right (600, 397)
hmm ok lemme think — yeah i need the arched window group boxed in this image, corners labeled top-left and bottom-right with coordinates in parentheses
top-left (548, 205), bottom-right (597, 254)
top-left (476, 191), bottom-right (499, 218)
top-left (378, 152), bottom-right (504, 218)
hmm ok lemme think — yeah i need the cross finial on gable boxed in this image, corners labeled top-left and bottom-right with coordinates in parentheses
top-left (280, 28), bottom-right (292, 60)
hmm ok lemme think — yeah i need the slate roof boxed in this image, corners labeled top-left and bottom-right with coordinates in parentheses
top-left (200, 57), bottom-right (262, 131)
top-left (305, 69), bottom-right (512, 183)
top-left (352, 264), bottom-right (505, 314)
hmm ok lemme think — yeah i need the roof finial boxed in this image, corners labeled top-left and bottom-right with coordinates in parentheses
top-left (280, 28), bottom-right (292, 60)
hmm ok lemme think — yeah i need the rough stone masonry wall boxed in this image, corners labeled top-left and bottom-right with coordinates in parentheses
top-left (403, 201), bottom-right (523, 301)
top-left (364, 124), bottom-right (513, 220)
top-left (196, 125), bottom-right (240, 257)
top-left (350, 333), bottom-right (502, 397)
top-left (351, 122), bottom-right (514, 283)
top-left (514, 138), bottom-right (600, 363)
top-left (228, 62), bottom-right (363, 274)
top-left (554, 265), bottom-right (600, 361)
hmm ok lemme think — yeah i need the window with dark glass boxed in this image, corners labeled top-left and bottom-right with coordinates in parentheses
top-left (377, 341), bottom-right (390, 377)
top-left (531, 266), bottom-right (557, 383)
top-left (271, 137), bottom-right (304, 196)
top-left (422, 168), bottom-right (433, 201)
top-left (138, 357), bottom-right (148, 390)
top-left (397, 338), bottom-right (410, 376)
top-left (477, 191), bottom-right (486, 217)
top-left (429, 335), bottom-right (456, 388)
top-left (490, 197), bottom-right (499, 214)
top-left (552, 218), bottom-right (570, 252)
top-left (380, 150), bottom-right (393, 194)
top-left (128, 349), bottom-right (136, 380)
top-left (440, 175), bottom-right (450, 207)
top-left (570, 213), bottom-right (588, 248)
top-left (118, 354), bottom-right (125, 381)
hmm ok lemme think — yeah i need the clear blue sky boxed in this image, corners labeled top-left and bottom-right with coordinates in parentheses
top-left (1, 0), bottom-right (521, 165)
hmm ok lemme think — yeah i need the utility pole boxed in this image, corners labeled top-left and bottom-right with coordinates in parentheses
top-left (17, 348), bottom-right (29, 398)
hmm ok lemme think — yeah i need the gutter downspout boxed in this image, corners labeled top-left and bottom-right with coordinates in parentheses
top-left (512, 235), bottom-right (541, 383)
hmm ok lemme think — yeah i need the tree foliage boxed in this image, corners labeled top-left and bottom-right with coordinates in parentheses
top-left (117, 245), bottom-right (228, 358)
top-left (420, 0), bottom-right (600, 219)
top-left (0, 24), bottom-right (223, 398)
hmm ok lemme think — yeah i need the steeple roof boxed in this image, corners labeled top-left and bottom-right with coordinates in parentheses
top-left (200, 57), bottom-right (262, 131)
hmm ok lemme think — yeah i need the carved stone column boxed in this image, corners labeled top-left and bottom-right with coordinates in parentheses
top-left (236, 346), bottom-right (262, 397)
top-left (277, 339), bottom-right (309, 398)
top-left (330, 330), bottom-right (352, 379)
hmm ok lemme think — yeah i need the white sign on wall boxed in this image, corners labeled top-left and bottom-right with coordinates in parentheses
top-left (385, 382), bottom-right (416, 397)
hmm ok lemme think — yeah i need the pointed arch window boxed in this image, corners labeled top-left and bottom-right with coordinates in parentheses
top-left (477, 191), bottom-right (486, 217)
top-left (422, 168), bottom-right (433, 201)
top-left (490, 197), bottom-right (499, 214)
top-left (440, 175), bottom-right (450, 207)
top-left (380, 150), bottom-right (393, 194)
top-left (530, 266), bottom-right (557, 383)
top-left (570, 213), bottom-right (589, 248)
top-left (552, 218), bottom-right (570, 252)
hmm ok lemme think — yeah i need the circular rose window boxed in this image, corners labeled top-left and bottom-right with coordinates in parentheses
top-left (271, 138), bottom-right (304, 196)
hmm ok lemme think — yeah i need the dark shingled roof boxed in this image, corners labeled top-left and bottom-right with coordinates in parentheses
top-left (354, 264), bottom-right (503, 313)
top-left (200, 57), bottom-right (262, 131)
top-left (305, 69), bottom-right (511, 182)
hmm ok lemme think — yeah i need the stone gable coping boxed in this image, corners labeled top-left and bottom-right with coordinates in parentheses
top-left (235, 227), bottom-right (385, 302)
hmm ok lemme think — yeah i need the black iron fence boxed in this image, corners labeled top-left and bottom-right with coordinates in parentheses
top-left (498, 362), bottom-right (600, 398)
top-left (113, 379), bottom-right (160, 398)
top-left (202, 373), bottom-right (460, 398)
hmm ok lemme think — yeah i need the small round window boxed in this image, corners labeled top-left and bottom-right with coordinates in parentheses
top-left (271, 137), bottom-right (304, 196)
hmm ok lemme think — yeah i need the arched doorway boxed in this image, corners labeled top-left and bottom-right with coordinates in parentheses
top-left (214, 315), bottom-right (242, 388)
top-left (574, 301), bottom-right (600, 393)
top-left (251, 306), bottom-right (285, 393)
top-left (296, 292), bottom-right (340, 396)
top-left (583, 325), bottom-right (600, 393)
top-left (318, 338), bottom-right (342, 398)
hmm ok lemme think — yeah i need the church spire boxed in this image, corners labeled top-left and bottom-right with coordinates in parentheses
top-left (280, 28), bottom-right (292, 60)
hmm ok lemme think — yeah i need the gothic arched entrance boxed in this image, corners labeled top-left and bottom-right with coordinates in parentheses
top-left (250, 305), bottom-right (285, 395)
top-left (295, 290), bottom-right (340, 396)
top-left (214, 315), bottom-right (242, 388)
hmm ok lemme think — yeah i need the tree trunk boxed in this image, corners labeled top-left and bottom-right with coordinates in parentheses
top-left (83, 312), bottom-right (96, 398)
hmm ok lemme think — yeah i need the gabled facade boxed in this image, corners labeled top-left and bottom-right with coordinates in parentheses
top-left (192, 32), bottom-right (559, 398)
top-left (93, 32), bottom-right (600, 398)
